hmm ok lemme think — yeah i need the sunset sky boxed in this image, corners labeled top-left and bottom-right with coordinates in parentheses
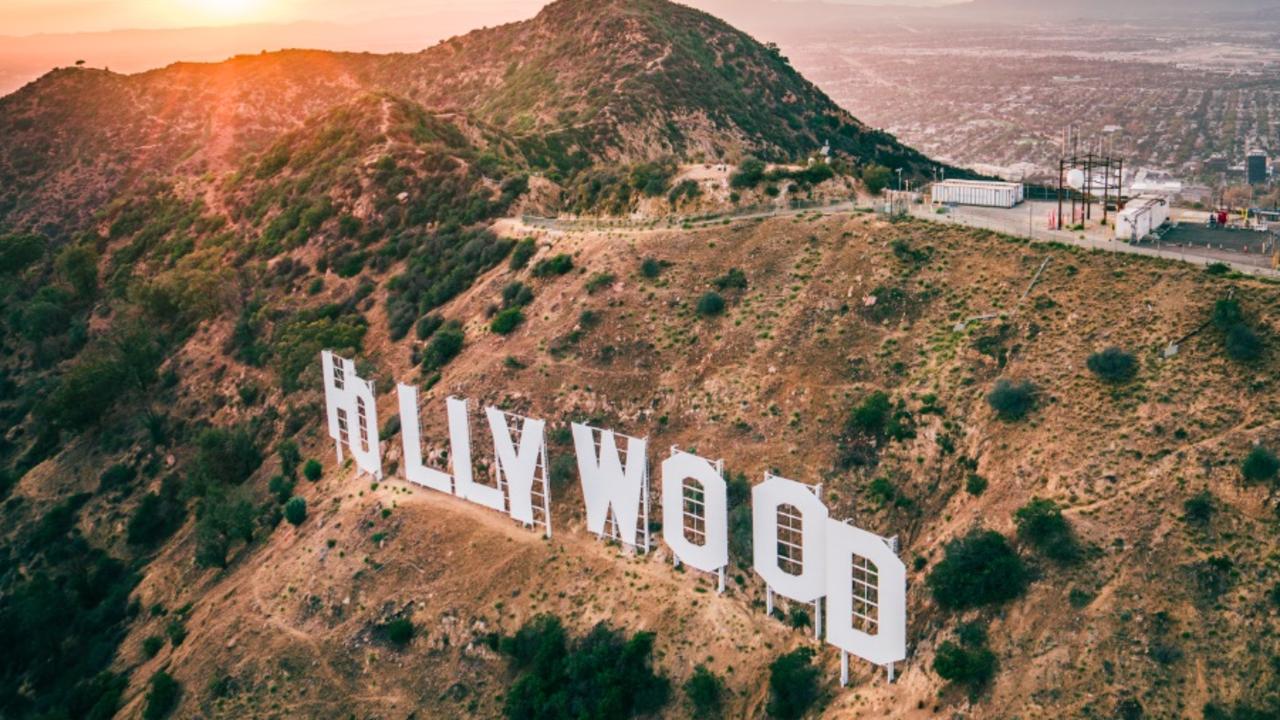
top-left (1, 0), bottom-right (957, 35)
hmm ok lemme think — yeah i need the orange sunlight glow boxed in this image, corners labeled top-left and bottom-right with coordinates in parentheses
top-left (178, 0), bottom-right (271, 25)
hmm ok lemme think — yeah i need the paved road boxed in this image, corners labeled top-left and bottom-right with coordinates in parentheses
top-left (508, 199), bottom-right (1280, 280)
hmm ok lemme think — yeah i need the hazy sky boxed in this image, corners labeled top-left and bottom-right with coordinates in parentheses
top-left (0, 0), bottom-right (958, 36)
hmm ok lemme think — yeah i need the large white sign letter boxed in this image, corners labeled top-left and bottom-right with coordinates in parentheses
top-left (321, 351), bottom-right (382, 479)
top-left (572, 423), bottom-right (650, 550)
top-left (825, 521), bottom-right (907, 682)
top-left (488, 407), bottom-right (552, 536)
top-left (397, 383), bottom-right (452, 493)
top-left (752, 473), bottom-right (828, 603)
top-left (661, 449), bottom-right (728, 584)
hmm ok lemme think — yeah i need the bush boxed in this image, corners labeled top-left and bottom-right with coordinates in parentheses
top-left (965, 474), bottom-right (988, 496)
top-left (143, 671), bottom-right (180, 720)
top-left (767, 648), bottom-right (821, 720)
top-left (194, 491), bottom-right (256, 568)
top-left (1224, 323), bottom-right (1263, 362)
top-left (303, 459), bottom-right (323, 482)
top-left (284, 497), bottom-right (307, 526)
top-left (1183, 490), bottom-right (1214, 525)
top-left (987, 378), bottom-right (1037, 422)
top-left (502, 281), bottom-right (534, 308)
top-left (416, 314), bottom-right (444, 341)
top-left (98, 463), bottom-right (136, 494)
top-left (683, 665), bottom-right (724, 719)
top-left (422, 321), bottom-right (464, 372)
top-left (1241, 446), bottom-right (1279, 484)
top-left (500, 615), bottom-right (670, 720)
top-left (268, 475), bottom-right (296, 504)
top-left (729, 158), bottom-right (767, 189)
top-left (696, 292), bottom-right (725, 317)
top-left (1014, 498), bottom-right (1079, 563)
top-left (1087, 347), bottom-right (1138, 383)
top-left (640, 257), bottom-right (665, 279)
top-left (277, 439), bottom-right (301, 478)
top-left (510, 238), bottom-right (537, 270)
top-left (933, 640), bottom-right (997, 694)
top-left (927, 529), bottom-right (1028, 610)
top-left (127, 478), bottom-right (187, 547)
top-left (713, 268), bottom-right (748, 291)
top-left (860, 164), bottom-right (893, 195)
top-left (142, 635), bottom-right (165, 658)
top-left (380, 618), bottom-right (415, 647)
top-left (188, 426), bottom-right (262, 495)
top-left (532, 253), bottom-right (574, 277)
top-left (491, 307), bottom-right (525, 335)
top-left (585, 272), bottom-right (615, 293)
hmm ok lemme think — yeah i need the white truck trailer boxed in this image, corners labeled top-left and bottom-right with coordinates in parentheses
top-left (930, 180), bottom-right (1024, 209)
top-left (1115, 195), bottom-right (1170, 241)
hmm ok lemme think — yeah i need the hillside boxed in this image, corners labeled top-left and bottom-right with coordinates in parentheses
top-left (2, 1), bottom-right (1279, 720)
top-left (0, 0), bottom-right (939, 238)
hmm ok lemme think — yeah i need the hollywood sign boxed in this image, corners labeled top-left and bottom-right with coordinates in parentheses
top-left (322, 351), bottom-right (906, 683)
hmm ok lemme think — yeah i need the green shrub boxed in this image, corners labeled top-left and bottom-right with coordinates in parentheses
top-left (1241, 446), bottom-right (1279, 484)
top-left (165, 619), bottom-right (186, 647)
top-left (188, 425), bottom-right (262, 495)
top-left (585, 272), bottom-right (616, 293)
top-left (1224, 323), bottom-right (1263, 362)
top-left (194, 490), bottom-right (256, 568)
top-left (143, 671), bottom-right (180, 720)
top-left (491, 307), bottom-right (525, 335)
top-left (640, 257), bottom-right (665, 279)
top-left (965, 474), bottom-right (988, 496)
top-left (500, 615), bottom-right (670, 720)
top-left (303, 459), bottom-right (323, 482)
top-left (268, 475), bottom-right (296, 504)
top-left (933, 640), bottom-right (997, 694)
top-left (422, 321), bottom-right (464, 372)
top-left (729, 158), bottom-right (767, 189)
top-left (0, 232), bottom-right (47, 273)
top-left (502, 281), bottom-right (534, 308)
top-left (1014, 498), bottom-right (1079, 563)
top-left (271, 304), bottom-right (367, 392)
top-left (1087, 347), bottom-right (1138, 383)
top-left (860, 163), bottom-right (893, 195)
top-left (380, 618), bottom-right (415, 647)
top-left (713, 268), bottom-right (748, 291)
top-left (98, 463), bottom-right (136, 494)
top-left (532, 253), bottom-right (574, 277)
top-left (696, 292), bottom-right (725, 317)
top-left (683, 665), bottom-right (724, 719)
top-left (416, 314), bottom-right (444, 341)
top-left (1183, 490), bottom-right (1214, 525)
top-left (284, 497), bottom-right (307, 526)
top-left (142, 635), bottom-right (165, 658)
top-left (927, 529), bottom-right (1028, 610)
top-left (987, 378), bottom-right (1037, 422)
top-left (510, 238), bottom-right (537, 270)
top-left (127, 478), bottom-right (186, 548)
top-left (766, 648), bottom-right (821, 720)
top-left (277, 439), bottom-right (301, 478)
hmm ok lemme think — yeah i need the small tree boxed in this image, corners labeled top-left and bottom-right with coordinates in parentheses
top-left (380, 618), bottom-right (415, 648)
top-left (490, 307), bottom-right (525, 335)
top-left (284, 497), bottom-right (307, 526)
top-left (1087, 347), bottom-right (1138, 383)
top-left (143, 671), bottom-right (180, 720)
top-left (933, 640), bottom-right (997, 696)
top-left (422, 322), bottom-right (464, 372)
top-left (860, 164), bottom-right (893, 196)
top-left (684, 665), bottom-right (724, 719)
top-left (303, 459), bottom-right (323, 482)
top-left (987, 379), bottom-right (1037, 422)
top-left (1014, 498), bottom-right (1079, 563)
top-left (1183, 490), bottom-right (1214, 525)
top-left (927, 529), bottom-right (1029, 610)
top-left (696, 292), bottom-right (726, 317)
top-left (277, 439), bottom-right (301, 478)
top-left (1242, 446), bottom-right (1279, 484)
top-left (767, 648), bottom-right (821, 720)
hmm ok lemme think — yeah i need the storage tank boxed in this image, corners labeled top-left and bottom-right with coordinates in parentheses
top-left (930, 180), bottom-right (1024, 208)
top-left (1247, 149), bottom-right (1268, 185)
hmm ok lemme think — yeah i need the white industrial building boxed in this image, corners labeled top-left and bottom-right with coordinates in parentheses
top-left (931, 179), bottom-right (1024, 208)
top-left (1115, 195), bottom-right (1170, 241)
